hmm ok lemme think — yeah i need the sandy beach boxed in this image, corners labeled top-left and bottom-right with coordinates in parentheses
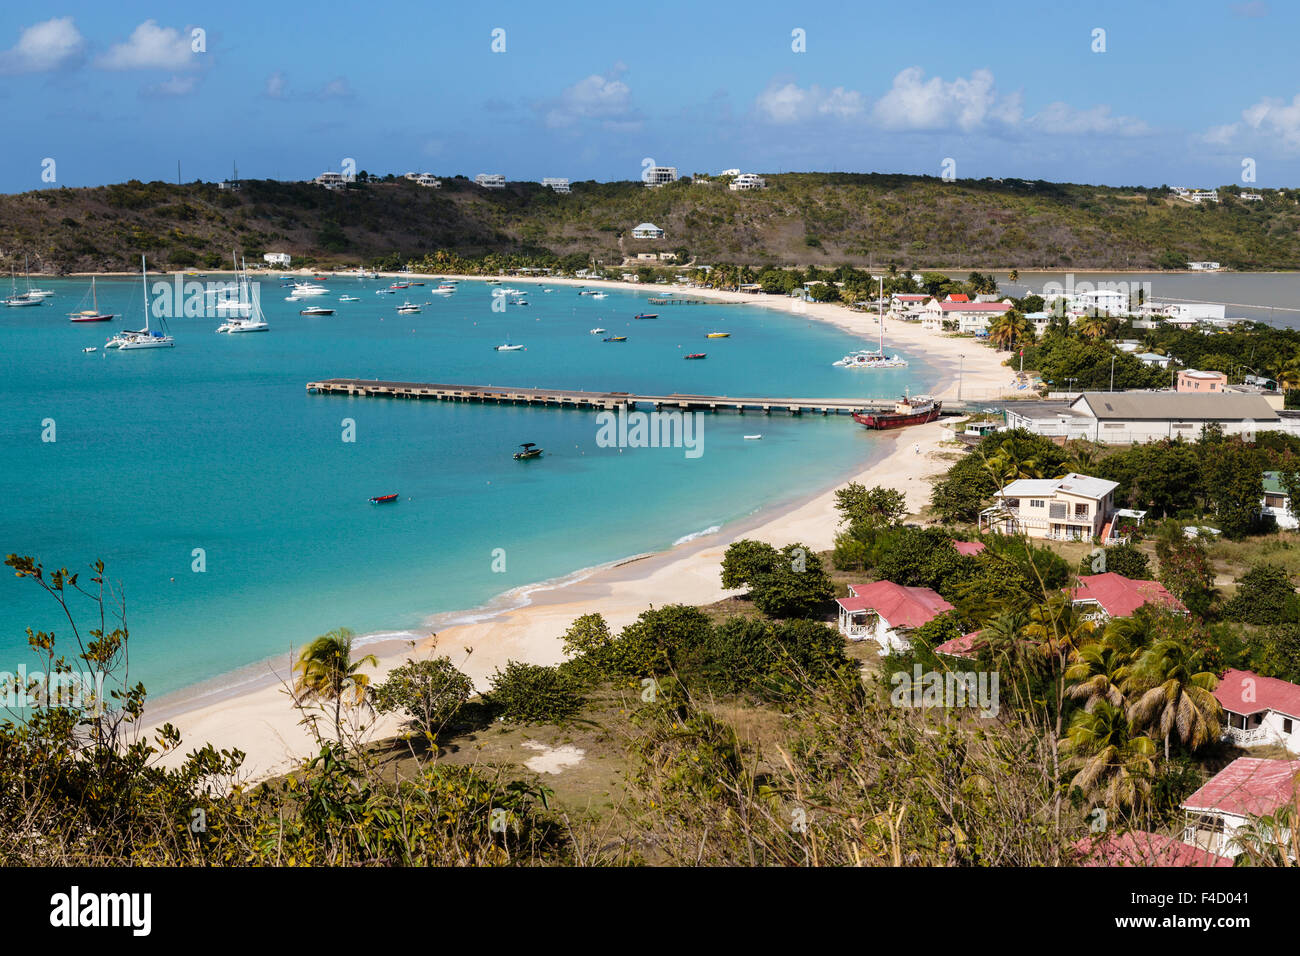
top-left (148, 274), bottom-right (1017, 779)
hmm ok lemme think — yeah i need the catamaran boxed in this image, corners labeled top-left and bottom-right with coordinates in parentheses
top-left (835, 277), bottom-right (909, 369)
top-left (68, 276), bottom-right (114, 322)
top-left (109, 257), bottom-right (174, 349)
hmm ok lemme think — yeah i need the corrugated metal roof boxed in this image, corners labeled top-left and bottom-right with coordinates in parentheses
top-left (1073, 391), bottom-right (1279, 421)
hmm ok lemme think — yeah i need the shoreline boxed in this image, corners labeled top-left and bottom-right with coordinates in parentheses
top-left (145, 276), bottom-right (1013, 779)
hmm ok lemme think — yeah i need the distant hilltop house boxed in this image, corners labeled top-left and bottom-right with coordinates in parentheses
top-left (541, 177), bottom-right (571, 194)
top-left (1215, 668), bottom-right (1300, 752)
top-left (1240, 191), bottom-right (1264, 201)
top-left (729, 173), bottom-right (767, 191)
top-left (979, 472), bottom-right (1121, 543)
top-left (217, 178), bottom-right (241, 192)
top-left (643, 165), bottom-right (678, 188)
top-left (1181, 757), bottom-right (1300, 859)
top-left (313, 171), bottom-right (350, 190)
top-left (1176, 369), bottom-right (1228, 392)
top-left (263, 252), bottom-right (291, 267)
top-left (1005, 391), bottom-right (1286, 444)
top-left (1188, 261), bottom-right (1221, 271)
top-left (920, 298), bottom-right (1013, 335)
top-left (631, 222), bottom-right (664, 240)
top-left (475, 173), bottom-right (506, 189)
top-left (1261, 471), bottom-right (1298, 530)
top-left (835, 580), bottom-right (954, 653)
top-left (1172, 187), bottom-right (1219, 204)
top-left (404, 172), bottom-right (441, 188)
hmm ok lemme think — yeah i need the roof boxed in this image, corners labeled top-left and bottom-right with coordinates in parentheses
top-left (1076, 831), bottom-right (1233, 868)
top-left (945, 293), bottom-right (971, 302)
top-left (892, 293), bottom-right (928, 301)
top-left (935, 629), bottom-right (982, 659)
top-left (998, 472), bottom-right (1118, 501)
top-left (632, 222), bottom-right (662, 231)
top-left (1072, 391), bottom-right (1279, 422)
top-left (1263, 471), bottom-right (1289, 496)
top-left (1071, 573), bottom-right (1187, 617)
top-left (936, 301), bottom-right (1012, 313)
top-left (1215, 669), bottom-right (1300, 719)
top-left (952, 540), bottom-right (986, 556)
top-left (1180, 369), bottom-right (1227, 380)
top-left (1183, 757), bottom-right (1300, 818)
top-left (838, 581), bottom-right (954, 629)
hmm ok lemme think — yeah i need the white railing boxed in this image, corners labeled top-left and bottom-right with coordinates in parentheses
top-left (1226, 725), bottom-right (1270, 746)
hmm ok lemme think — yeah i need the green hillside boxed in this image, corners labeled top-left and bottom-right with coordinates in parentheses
top-left (3, 172), bottom-right (1299, 274)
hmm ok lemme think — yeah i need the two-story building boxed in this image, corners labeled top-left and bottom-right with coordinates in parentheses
top-left (1182, 757), bottom-right (1298, 859)
top-left (835, 580), bottom-right (953, 654)
top-left (1176, 369), bottom-right (1228, 392)
top-left (979, 472), bottom-right (1118, 542)
top-left (1214, 669), bottom-right (1300, 752)
top-left (919, 298), bottom-right (1013, 334)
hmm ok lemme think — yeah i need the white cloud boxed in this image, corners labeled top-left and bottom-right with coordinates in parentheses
top-left (317, 77), bottom-right (352, 100)
top-left (97, 20), bottom-right (196, 71)
top-left (265, 71), bottom-right (286, 98)
top-left (873, 67), bottom-right (1022, 131)
top-left (543, 66), bottom-right (635, 129)
top-left (1027, 102), bottom-right (1148, 136)
top-left (1206, 93), bottom-right (1300, 150)
top-left (0, 17), bottom-right (84, 74)
top-left (755, 80), bottom-right (865, 123)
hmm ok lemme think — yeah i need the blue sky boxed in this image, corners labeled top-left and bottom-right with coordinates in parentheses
top-left (2, 0), bottom-right (1299, 192)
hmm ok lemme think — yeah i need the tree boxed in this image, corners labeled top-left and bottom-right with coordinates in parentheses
top-left (1222, 564), bottom-right (1299, 625)
top-left (1060, 700), bottom-right (1158, 812)
top-left (1155, 537), bottom-right (1216, 617)
top-left (721, 539), bottom-right (779, 590)
top-left (1201, 440), bottom-right (1266, 538)
top-left (561, 613), bottom-right (614, 657)
top-left (1065, 639), bottom-right (1134, 711)
top-left (834, 482), bottom-right (907, 530)
top-left (1126, 637), bottom-right (1222, 760)
top-left (293, 628), bottom-right (379, 745)
top-left (721, 540), bottom-right (833, 618)
top-left (1079, 542), bottom-right (1150, 579)
top-left (372, 657), bottom-right (473, 740)
top-left (988, 310), bottom-right (1032, 350)
top-left (487, 661), bottom-right (583, 723)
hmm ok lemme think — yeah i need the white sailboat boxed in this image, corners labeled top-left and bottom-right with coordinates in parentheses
top-left (23, 257), bottom-right (55, 298)
top-left (4, 266), bottom-right (43, 307)
top-left (215, 254), bottom-right (269, 332)
top-left (109, 257), bottom-right (174, 349)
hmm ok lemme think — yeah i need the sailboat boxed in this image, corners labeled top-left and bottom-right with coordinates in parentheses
top-left (4, 267), bottom-right (43, 307)
top-left (23, 257), bottom-right (55, 298)
top-left (833, 277), bottom-right (908, 369)
top-left (214, 254), bottom-right (269, 332)
top-left (108, 257), bottom-right (174, 349)
top-left (68, 276), bottom-right (114, 322)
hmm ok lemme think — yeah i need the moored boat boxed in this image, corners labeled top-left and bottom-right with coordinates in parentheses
top-left (513, 442), bottom-right (543, 460)
top-left (603, 335), bottom-right (627, 342)
top-left (635, 313), bottom-right (658, 319)
top-left (852, 393), bottom-right (942, 430)
top-left (300, 306), bottom-right (334, 315)
top-left (368, 493), bottom-right (399, 504)
top-left (706, 331), bottom-right (730, 338)
top-left (68, 277), bottom-right (113, 322)
top-left (684, 352), bottom-right (707, 360)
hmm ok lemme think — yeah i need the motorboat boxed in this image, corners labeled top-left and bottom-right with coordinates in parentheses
top-left (82, 346), bottom-right (97, 352)
top-left (300, 306), bottom-right (335, 315)
top-left (744, 434), bottom-right (762, 440)
top-left (339, 295), bottom-right (360, 302)
top-left (494, 342), bottom-right (525, 351)
top-left (396, 301), bottom-right (421, 314)
top-left (684, 352), bottom-right (707, 360)
top-left (706, 332), bottom-right (730, 338)
top-left (603, 335), bottom-right (627, 342)
top-left (589, 327), bottom-right (606, 334)
top-left (368, 493), bottom-right (399, 504)
top-left (292, 282), bottom-right (330, 297)
top-left (513, 443), bottom-right (543, 461)
top-left (634, 313), bottom-right (658, 319)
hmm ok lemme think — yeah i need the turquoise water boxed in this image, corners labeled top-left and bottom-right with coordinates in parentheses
top-left (0, 277), bottom-right (933, 697)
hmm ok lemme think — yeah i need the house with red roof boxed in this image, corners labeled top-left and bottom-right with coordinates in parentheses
top-left (1069, 572), bottom-right (1187, 621)
top-left (944, 293), bottom-right (971, 303)
top-left (1076, 830), bottom-right (1232, 867)
top-left (1181, 757), bottom-right (1299, 859)
top-left (952, 540), bottom-right (986, 557)
top-left (935, 629), bottom-right (983, 660)
top-left (1214, 669), bottom-right (1300, 753)
top-left (836, 580), bottom-right (954, 654)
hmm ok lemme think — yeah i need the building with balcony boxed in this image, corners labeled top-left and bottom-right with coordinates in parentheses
top-left (404, 172), bottom-right (441, 188)
top-left (475, 173), bottom-right (506, 189)
top-left (729, 173), bottom-right (767, 191)
top-left (542, 177), bottom-right (571, 193)
top-left (643, 165), bottom-right (678, 187)
top-left (631, 222), bottom-right (664, 240)
top-left (835, 580), bottom-right (953, 653)
top-left (1262, 471), bottom-right (1298, 530)
top-left (1215, 669), bottom-right (1300, 751)
top-left (1181, 757), bottom-right (1298, 859)
top-left (263, 252), bottom-right (291, 267)
top-left (979, 472), bottom-right (1118, 542)
top-left (313, 171), bottom-right (348, 190)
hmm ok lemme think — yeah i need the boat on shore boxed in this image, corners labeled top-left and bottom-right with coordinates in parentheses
top-left (852, 393), bottom-right (942, 430)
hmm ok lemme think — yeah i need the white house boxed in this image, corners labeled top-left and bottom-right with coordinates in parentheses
top-left (1262, 472), bottom-right (1298, 530)
top-left (980, 473), bottom-right (1118, 542)
top-left (1215, 669), bottom-right (1300, 752)
top-left (1240, 192), bottom-right (1263, 202)
top-left (542, 177), bottom-right (571, 193)
top-left (631, 222), bottom-right (665, 240)
top-left (1182, 757), bottom-right (1298, 859)
top-left (313, 171), bottom-right (348, 190)
top-left (263, 252), bottom-right (291, 268)
top-left (1005, 391), bottom-right (1281, 444)
top-left (475, 173), bottom-right (506, 189)
top-left (1188, 261), bottom-right (1222, 271)
top-left (643, 165), bottom-right (678, 187)
top-left (835, 580), bottom-right (954, 654)
top-left (729, 173), bottom-right (767, 191)
top-left (920, 298), bottom-right (1012, 334)
top-left (1069, 572), bottom-right (1187, 621)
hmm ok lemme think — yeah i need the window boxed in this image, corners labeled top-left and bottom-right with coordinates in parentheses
top-left (1030, 499), bottom-right (1044, 508)
top-left (1074, 503), bottom-right (1089, 518)
top-left (1285, 718), bottom-right (1294, 735)
top-left (1049, 503), bottom-right (1067, 519)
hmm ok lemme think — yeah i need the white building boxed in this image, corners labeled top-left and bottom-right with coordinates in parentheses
top-left (1240, 192), bottom-right (1263, 202)
top-left (1004, 391), bottom-right (1282, 444)
top-left (1262, 472), bottom-right (1298, 530)
top-left (729, 173), bottom-right (767, 191)
top-left (1178, 189), bottom-right (1219, 204)
top-left (979, 473), bottom-right (1118, 542)
top-left (404, 172), bottom-right (441, 188)
top-left (475, 173), bottom-right (506, 189)
top-left (314, 171), bottom-right (348, 190)
top-left (1188, 261), bottom-right (1222, 271)
top-left (834, 581), bottom-right (954, 653)
top-left (1182, 757), bottom-right (1297, 859)
top-left (541, 177), bottom-right (571, 194)
top-left (643, 165), bottom-right (678, 187)
top-left (631, 222), bottom-right (665, 240)
top-left (263, 252), bottom-right (291, 267)
top-left (1215, 669), bottom-right (1300, 752)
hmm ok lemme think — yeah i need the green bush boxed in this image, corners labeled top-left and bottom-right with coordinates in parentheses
top-left (372, 657), bottom-right (474, 738)
top-left (487, 661), bottom-right (583, 724)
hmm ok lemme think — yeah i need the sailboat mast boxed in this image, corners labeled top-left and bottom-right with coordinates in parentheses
top-left (878, 276), bottom-right (884, 353)
top-left (91, 275), bottom-right (97, 312)
top-left (140, 255), bottom-right (149, 332)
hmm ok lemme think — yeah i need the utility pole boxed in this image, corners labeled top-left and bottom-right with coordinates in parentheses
top-left (958, 353), bottom-right (966, 401)
top-left (1110, 355), bottom-right (1116, 392)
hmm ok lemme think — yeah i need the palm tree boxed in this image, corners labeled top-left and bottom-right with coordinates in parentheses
top-left (1065, 640), bottom-right (1133, 711)
top-left (984, 438), bottom-right (1046, 484)
top-left (988, 311), bottom-right (1032, 351)
top-left (1008, 269), bottom-right (1020, 284)
top-left (1126, 637), bottom-right (1222, 761)
top-left (1022, 593), bottom-right (1098, 663)
top-left (1060, 440), bottom-right (1098, 476)
top-left (1076, 315), bottom-right (1108, 340)
top-left (1229, 801), bottom-right (1300, 865)
top-left (293, 627), bottom-right (379, 745)
top-left (1060, 700), bottom-right (1158, 811)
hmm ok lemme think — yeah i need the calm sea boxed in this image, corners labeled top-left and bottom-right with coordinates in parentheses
top-left (0, 277), bottom-right (929, 697)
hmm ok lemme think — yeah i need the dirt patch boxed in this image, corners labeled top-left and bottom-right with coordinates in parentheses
top-left (522, 740), bottom-right (586, 774)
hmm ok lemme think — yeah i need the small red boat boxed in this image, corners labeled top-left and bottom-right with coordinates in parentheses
top-left (852, 393), bottom-right (942, 430)
top-left (684, 352), bottom-right (707, 360)
top-left (368, 493), bottom-right (399, 504)
top-left (635, 313), bottom-right (659, 319)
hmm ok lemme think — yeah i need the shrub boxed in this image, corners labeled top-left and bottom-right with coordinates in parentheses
top-left (1079, 542), bottom-right (1151, 579)
top-left (372, 657), bottom-right (474, 738)
top-left (487, 661), bottom-right (583, 724)
top-left (1222, 564), bottom-right (1299, 625)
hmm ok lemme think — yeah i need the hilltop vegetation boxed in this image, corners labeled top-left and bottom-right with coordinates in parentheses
top-left (5, 173), bottom-right (1300, 275)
